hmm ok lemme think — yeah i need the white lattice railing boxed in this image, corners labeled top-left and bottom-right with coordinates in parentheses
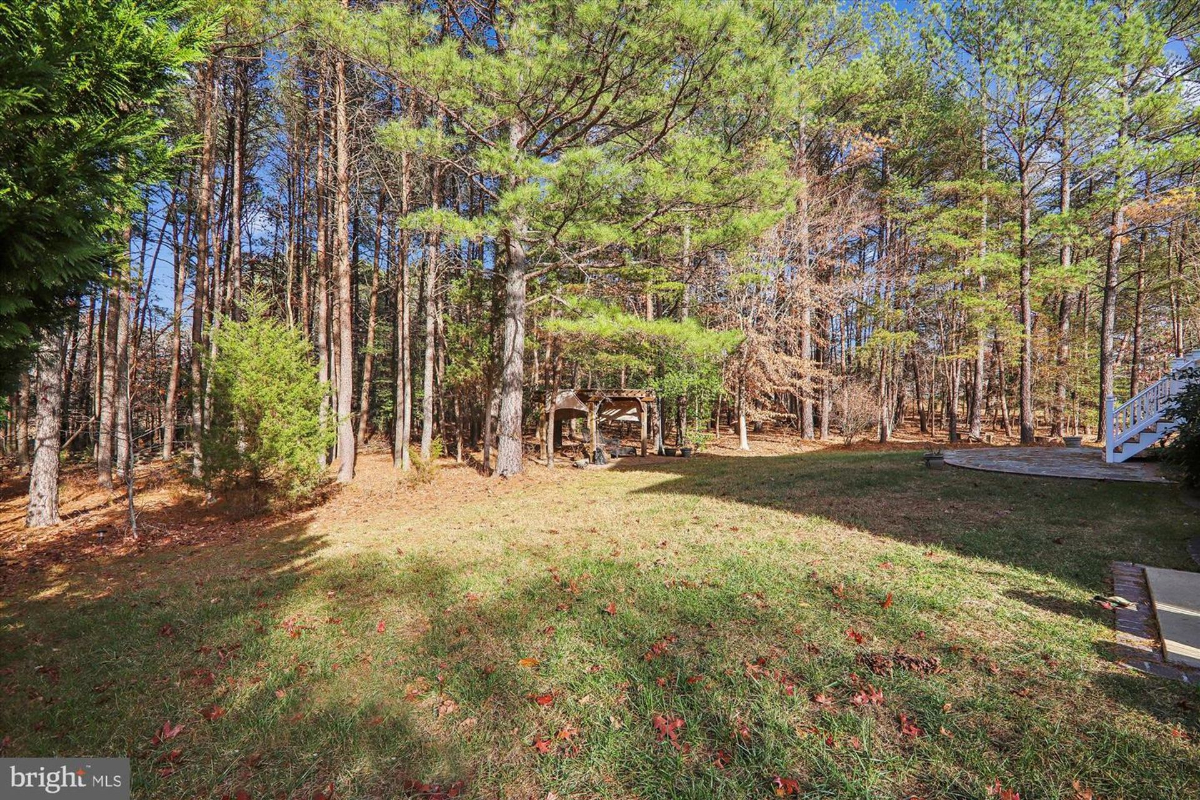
top-left (1104, 351), bottom-right (1199, 463)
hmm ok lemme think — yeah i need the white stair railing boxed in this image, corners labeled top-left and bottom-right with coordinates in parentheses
top-left (1104, 350), bottom-right (1200, 463)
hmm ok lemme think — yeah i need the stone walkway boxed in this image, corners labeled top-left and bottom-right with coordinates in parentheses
top-left (944, 446), bottom-right (1171, 483)
top-left (1110, 562), bottom-right (1198, 684)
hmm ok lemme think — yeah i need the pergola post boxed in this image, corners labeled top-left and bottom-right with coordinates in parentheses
top-left (639, 400), bottom-right (648, 457)
top-left (588, 401), bottom-right (600, 463)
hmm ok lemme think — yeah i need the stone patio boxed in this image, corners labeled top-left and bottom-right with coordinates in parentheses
top-left (944, 446), bottom-right (1171, 483)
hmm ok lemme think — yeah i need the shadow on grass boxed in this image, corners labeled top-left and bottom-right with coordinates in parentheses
top-left (2, 452), bottom-right (1200, 798)
top-left (613, 449), bottom-right (1197, 594)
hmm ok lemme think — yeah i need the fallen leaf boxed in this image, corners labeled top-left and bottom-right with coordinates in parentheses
top-left (899, 713), bottom-right (923, 738)
top-left (532, 736), bottom-right (552, 754)
top-left (851, 685), bottom-right (884, 706)
top-left (152, 721), bottom-right (184, 745)
top-left (845, 628), bottom-right (865, 644)
top-left (376, 620), bottom-right (386, 634)
top-left (518, 657), bottom-right (540, 668)
top-left (812, 693), bottom-right (834, 708)
top-left (602, 602), bottom-right (617, 615)
top-left (773, 776), bottom-right (801, 796)
top-left (881, 592), bottom-right (894, 609)
top-left (986, 780), bottom-right (1020, 800)
top-left (199, 705), bottom-right (226, 721)
top-left (529, 693), bottom-right (555, 707)
top-left (651, 714), bottom-right (686, 751)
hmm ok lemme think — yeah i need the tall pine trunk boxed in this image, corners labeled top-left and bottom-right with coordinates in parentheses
top-left (26, 329), bottom-right (65, 528)
top-left (357, 193), bottom-right (384, 446)
top-left (333, 47), bottom-right (355, 482)
top-left (496, 118), bottom-right (529, 478)
top-left (1017, 159), bottom-right (1035, 444)
top-left (394, 151), bottom-right (413, 470)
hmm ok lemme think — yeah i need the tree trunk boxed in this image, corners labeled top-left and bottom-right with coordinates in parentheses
top-left (495, 119), bottom-right (529, 478)
top-left (1052, 148), bottom-right (1073, 439)
top-left (97, 268), bottom-right (120, 488)
top-left (315, 69), bottom-right (331, 468)
top-left (114, 267), bottom-right (131, 481)
top-left (1017, 159), bottom-right (1035, 443)
top-left (227, 60), bottom-right (247, 318)
top-left (191, 59), bottom-right (217, 479)
top-left (1098, 76), bottom-right (1130, 443)
top-left (16, 370), bottom-right (31, 471)
top-left (163, 176), bottom-right (189, 459)
top-left (357, 193), bottom-right (385, 446)
top-left (394, 151), bottom-right (413, 470)
top-left (25, 329), bottom-right (65, 528)
top-left (333, 47), bottom-right (355, 482)
top-left (420, 157), bottom-right (442, 460)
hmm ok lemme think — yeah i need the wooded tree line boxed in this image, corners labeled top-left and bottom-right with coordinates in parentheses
top-left (6, 0), bottom-right (1200, 525)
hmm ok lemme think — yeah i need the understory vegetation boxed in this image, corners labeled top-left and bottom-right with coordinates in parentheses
top-left (2, 451), bottom-right (1197, 799)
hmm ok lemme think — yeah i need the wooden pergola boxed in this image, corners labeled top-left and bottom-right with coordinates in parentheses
top-left (550, 388), bottom-right (658, 463)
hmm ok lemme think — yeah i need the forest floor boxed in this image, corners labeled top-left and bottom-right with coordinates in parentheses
top-left (1, 433), bottom-right (1198, 799)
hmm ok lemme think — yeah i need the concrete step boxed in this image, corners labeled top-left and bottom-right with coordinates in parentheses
top-left (1145, 566), bottom-right (1200, 670)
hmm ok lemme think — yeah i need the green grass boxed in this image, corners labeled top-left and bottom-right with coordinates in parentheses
top-left (3, 450), bottom-right (1200, 799)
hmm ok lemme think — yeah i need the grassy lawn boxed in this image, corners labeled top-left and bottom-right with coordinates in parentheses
top-left (2, 448), bottom-right (1199, 799)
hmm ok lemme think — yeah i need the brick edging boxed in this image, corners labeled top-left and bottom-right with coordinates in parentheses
top-left (1109, 561), bottom-right (1199, 684)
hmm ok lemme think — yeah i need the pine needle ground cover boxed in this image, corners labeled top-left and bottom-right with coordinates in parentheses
top-left (1, 450), bottom-right (1198, 799)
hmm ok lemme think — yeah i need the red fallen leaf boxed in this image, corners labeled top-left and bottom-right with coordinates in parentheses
top-left (376, 620), bottom-right (386, 634)
top-left (602, 602), bottom-right (617, 615)
top-left (811, 693), bottom-right (834, 708)
top-left (848, 735), bottom-right (862, 750)
top-left (199, 705), bottom-right (226, 721)
top-left (153, 720), bottom-right (184, 744)
top-left (879, 561), bottom-right (894, 569)
top-left (557, 724), bottom-right (580, 740)
top-left (543, 625), bottom-right (556, 635)
top-left (733, 721), bottom-right (752, 741)
top-left (275, 689), bottom-right (287, 699)
top-left (528, 693), bottom-right (555, 706)
top-left (242, 752), bottom-right (264, 768)
top-left (158, 748), bottom-right (183, 763)
top-left (285, 712), bottom-right (305, 723)
top-left (586, 664), bottom-right (603, 673)
top-left (881, 593), bottom-right (894, 609)
top-left (899, 713), bottom-right (923, 738)
top-left (773, 776), bottom-right (801, 796)
top-left (939, 726), bottom-right (954, 738)
top-left (686, 675), bottom-right (703, 684)
top-left (532, 736), bottom-right (552, 754)
top-left (159, 624), bottom-right (175, 638)
top-left (824, 735), bottom-right (835, 747)
top-left (712, 749), bottom-right (731, 769)
top-left (652, 714), bottom-right (686, 751)
top-left (367, 716), bottom-right (384, 727)
top-left (1071, 780), bottom-right (1094, 800)
top-left (851, 685), bottom-right (884, 706)
top-left (831, 583), bottom-right (846, 599)
top-left (313, 782), bottom-right (336, 800)
top-left (986, 780), bottom-right (1020, 800)
top-left (157, 766), bottom-right (177, 778)
top-left (845, 628), bottom-right (865, 644)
